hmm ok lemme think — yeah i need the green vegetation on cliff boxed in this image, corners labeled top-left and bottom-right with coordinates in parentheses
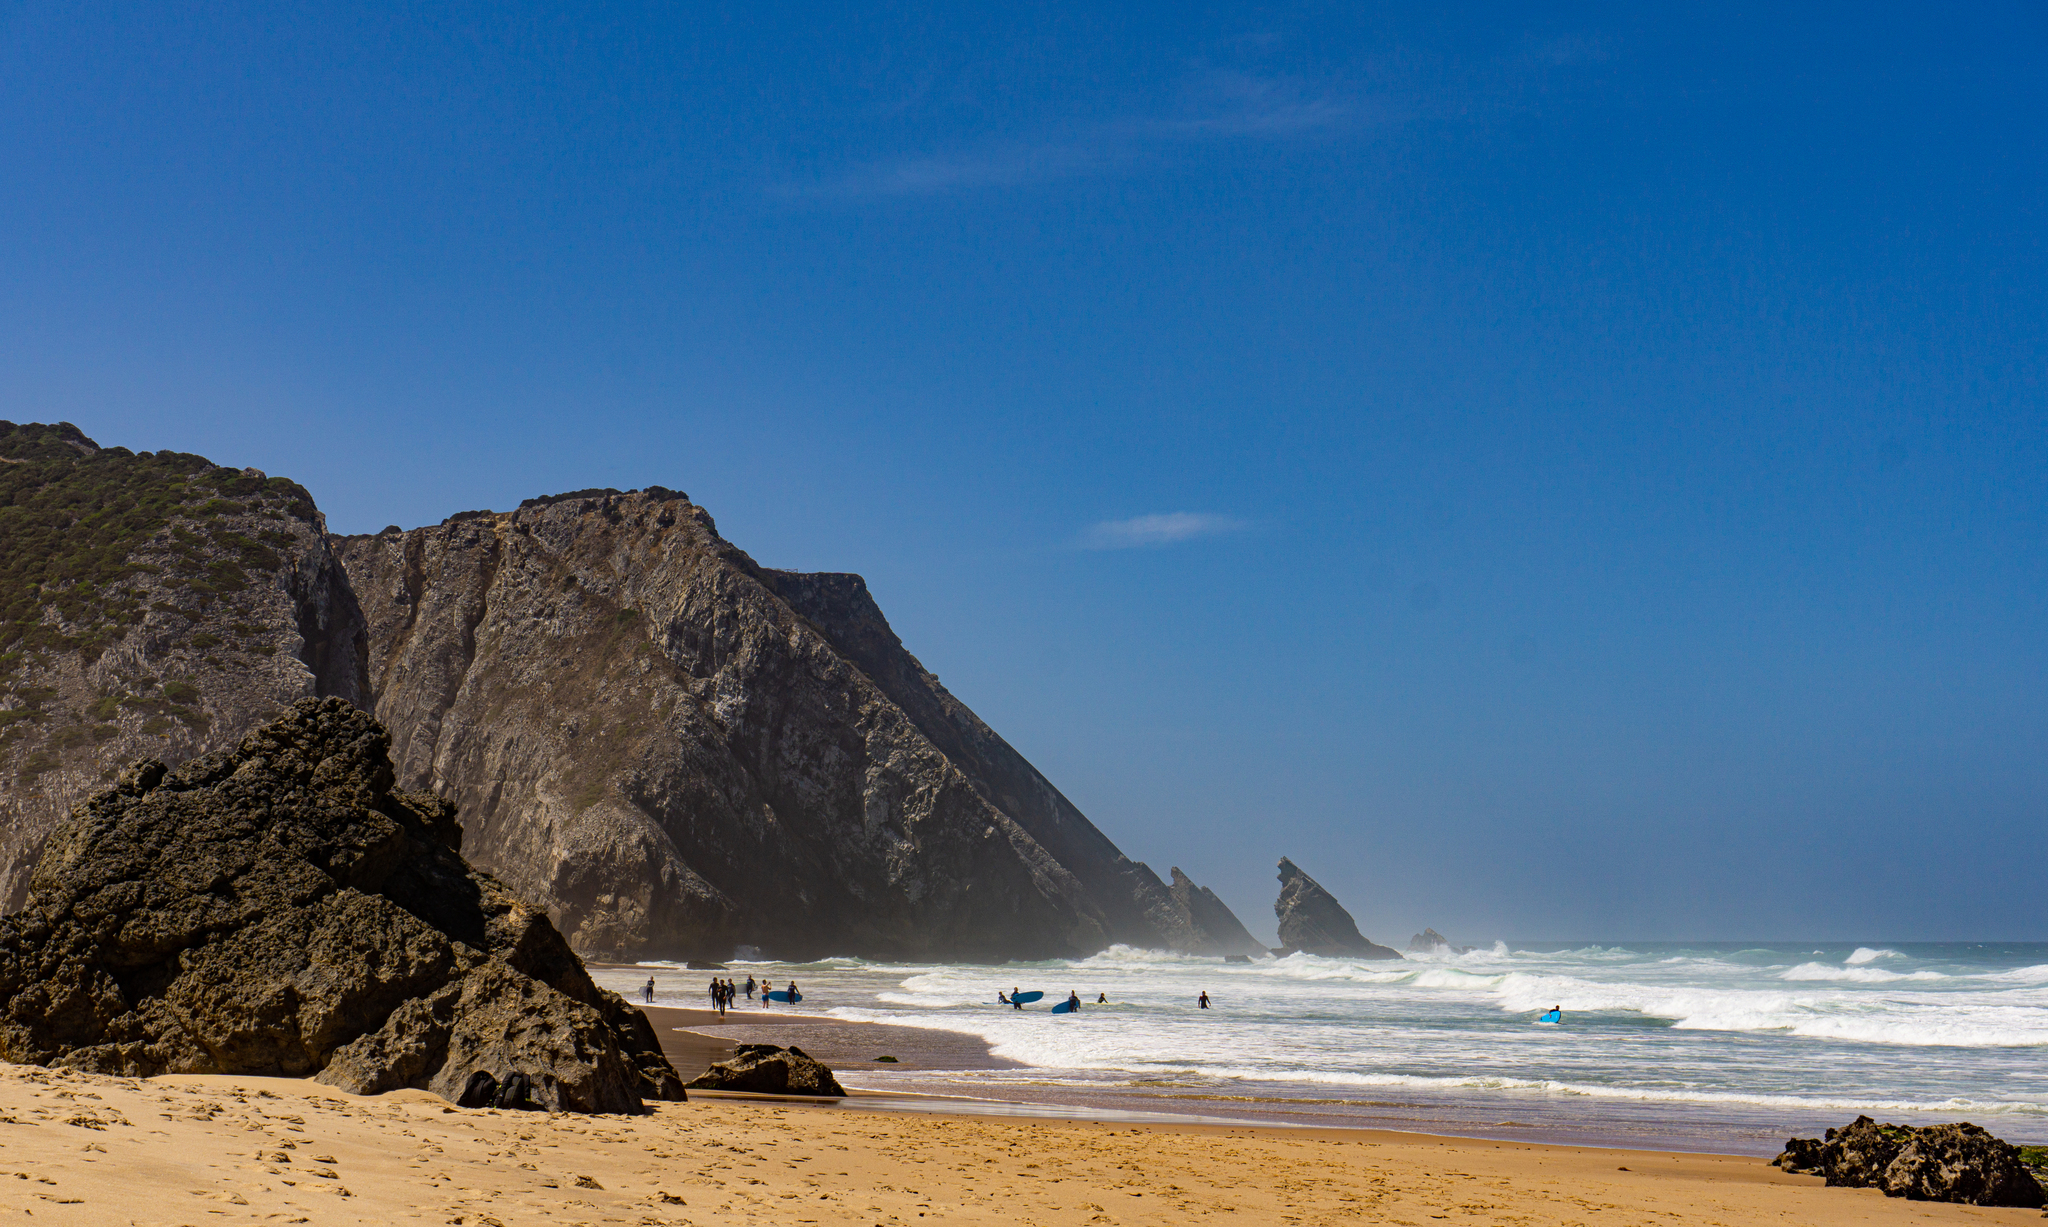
top-left (0, 421), bottom-right (317, 667)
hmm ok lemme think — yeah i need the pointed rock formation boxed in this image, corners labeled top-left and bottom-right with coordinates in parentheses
top-left (1273, 858), bottom-right (1401, 960)
top-left (1168, 868), bottom-right (1266, 956)
top-left (0, 697), bottom-right (682, 1113)
top-left (1407, 928), bottom-right (1472, 954)
top-left (333, 490), bottom-right (1257, 961)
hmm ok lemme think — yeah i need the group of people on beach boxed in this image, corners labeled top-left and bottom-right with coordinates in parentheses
top-left (641, 974), bottom-right (804, 1016)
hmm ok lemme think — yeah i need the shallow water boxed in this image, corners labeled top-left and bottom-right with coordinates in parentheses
top-left (597, 941), bottom-right (2048, 1153)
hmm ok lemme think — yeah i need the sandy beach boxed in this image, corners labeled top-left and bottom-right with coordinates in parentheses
top-left (2, 1060), bottom-right (2038, 1226)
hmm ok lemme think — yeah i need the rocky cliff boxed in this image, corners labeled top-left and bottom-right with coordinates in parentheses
top-left (0, 698), bottom-right (681, 1112)
top-left (1274, 857), bottom-right (1401, 960)
top-left (0, 423), bottom-right (367, 907)
top-left (333, 488), bottom-right (1259, 961)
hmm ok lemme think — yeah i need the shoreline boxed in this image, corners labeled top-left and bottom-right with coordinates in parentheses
top-left (640, 1003), bottom-right (1824, 1155)
top-left (4, 1063), bottom-right (2039, 1226)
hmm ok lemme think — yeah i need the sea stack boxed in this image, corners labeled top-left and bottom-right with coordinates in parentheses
top-left (1273, 857), bottom-right (1402, 960)
top-left (0, 697), bottom-right (683, 1113)
top-left (1167, 867), bottom-right (1267, 956)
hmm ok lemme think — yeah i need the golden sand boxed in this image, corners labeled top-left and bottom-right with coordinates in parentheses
top-left (0, 1061), bottom-right (2034, 1226)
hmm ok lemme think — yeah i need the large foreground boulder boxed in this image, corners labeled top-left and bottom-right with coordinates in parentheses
top-left (0, 698), bottom-right (684, 1113)
top-left (686, 1044), bottom-right (846, 1097)
top-left (1272, 858), bottom-right (1401, 960)
top-left (1774, 1117), bottom-right (2045, 1208)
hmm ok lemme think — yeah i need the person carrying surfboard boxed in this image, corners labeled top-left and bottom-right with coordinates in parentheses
top-left (1198, 991), bottom-right (1210, 1009)
top-left (1011, 987), bottom-right (1023, 1010)
top-left (1067, 991), bottom-right (1082, 1012)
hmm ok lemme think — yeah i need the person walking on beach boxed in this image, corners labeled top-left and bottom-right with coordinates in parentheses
top-left (644, 976), bottom-right (656, 1004)
top-left (1198, 991), bottom-right (1210, 1009)
top-left (744, 975), bottom-right (756, 1000)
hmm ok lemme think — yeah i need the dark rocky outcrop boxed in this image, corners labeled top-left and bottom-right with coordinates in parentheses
top-left (1406, 928), bottom-right (1474, 955)
top-left (1773, 1117), bottom-right (2045, 1208)
top-left (0, 423), bottom-right (368, 910)
top-left (1167, 868), bottom-right (1266, 956)
top-left (1820, 1115), bottom-right (1912, 1188)
top-left (685, 1043), bottom-right (846, 1097)
top-left (1772, 1136), bottom-right (1825, 1175)
top-left (332, 491), bottom-right (1258, 962)
top-left (0, 697), bottom-right (683, 1113)
top-left (1273, 858), bottom-right (1401, 960)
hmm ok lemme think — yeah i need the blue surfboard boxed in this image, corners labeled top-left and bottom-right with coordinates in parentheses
top-left (1004, 991), bottom-right (1044, 1004)
top-left (766, 990), bottom-right (801, 1003)
top-left (1537, 1009), bottom-right (1561, 1024)
top-left (1051, 999), bottom-right (1077, 1014)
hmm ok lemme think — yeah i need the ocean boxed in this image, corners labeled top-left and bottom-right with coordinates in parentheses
top-left (597, 941), bottom-right (2048, 1154)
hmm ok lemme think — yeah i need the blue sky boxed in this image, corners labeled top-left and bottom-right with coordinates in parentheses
top-left (4, 2), bottom-right (2043, 942)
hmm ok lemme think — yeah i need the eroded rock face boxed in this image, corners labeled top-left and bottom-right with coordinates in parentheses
top-left (333, 491), bottom-right (1257, 962)
top-left (685, 1044), bottom-right (845, 1097)
top-left (0, 697), bottom-right (682, 1113)
top-left (1167, 868), bottom-right (1265, 956)
top-left (1273, 858), bottom-right (1401, 960)
top-left (1882, 1124), bottom-right (2044, 1206)
top-left (1776, 1118), bottom-right (2044, 1208)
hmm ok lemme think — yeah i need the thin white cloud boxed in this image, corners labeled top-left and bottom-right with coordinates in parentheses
top-left (782, 71), bottom-right (1359, 201)
top-left (1081, 512), bottom-right (1248, 550)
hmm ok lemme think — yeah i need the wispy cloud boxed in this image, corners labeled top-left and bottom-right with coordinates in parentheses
top-left (1080, 512), bottom-right (1248, 550)
top-left (783, 71), bottom-right (1360, 201)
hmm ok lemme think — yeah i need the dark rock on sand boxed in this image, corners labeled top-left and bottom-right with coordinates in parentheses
top-left (0, 697), bottom-right (684, 1114)
top-left (1882, 1124), bottom-right (2044, 1207)
top-left (1772, 1136), bottom-right (1825, 1175)
top-left (1273, 858), bottom-right (1401, 960)
top-left (1821, 1115), bottom-right (1914, 1188)
top-left (686, 1043), bottom-right (846, 1097)
top-left (1776, 1117), bottom-right (2045, 1208)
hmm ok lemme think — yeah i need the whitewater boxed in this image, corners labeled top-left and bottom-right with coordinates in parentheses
top-left (599, 941), bottom-right (2048, 1152)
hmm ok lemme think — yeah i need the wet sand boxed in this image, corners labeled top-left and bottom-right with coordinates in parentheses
top-left (0, 1061), bottom-right (2034, 1226)
top-left (643, 1004), bottom-right (1020, 1082)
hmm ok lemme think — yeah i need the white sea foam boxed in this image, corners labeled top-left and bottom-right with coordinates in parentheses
top-left (600, 940), bottom-right (2048, 1136)
top-left (1780, 963), bottom-right (1946, 983)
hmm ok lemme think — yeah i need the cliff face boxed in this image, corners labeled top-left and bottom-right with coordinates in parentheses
top-left (334, 488), bottom-right (1256, 962)
top-left (0, 423), bottom-right (367, 907)
top-left (1274, 857), bottom-right (1401, 960)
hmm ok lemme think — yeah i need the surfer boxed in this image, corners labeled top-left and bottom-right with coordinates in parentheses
top-left (643, 976), bottom-right (655, 1004)
top-left (997, 991), bottom-right (1011, 1006)
top-left (1066, 991), bottom-right (1081, 1012)
top-left (1198, 991), bottom-right (1210, 1009)
top-left (787, 981), bottom-right (800, 1002)
top-left (1011, 987), bottom-right (1023, 1010)
top-left (744, 975), bottom-right (756, 1000)
top-left (1096, 993), bottom-right (1107, 1004)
